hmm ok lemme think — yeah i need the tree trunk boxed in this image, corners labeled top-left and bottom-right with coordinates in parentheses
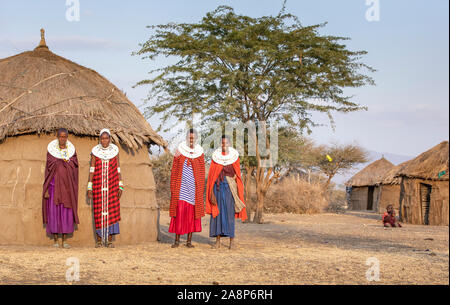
top-left (324, 175), bottom-right (333, 191)
top-left (243, 165), bottom-right (254, 223)
top-left (253, 187), bottom-right (265, 224)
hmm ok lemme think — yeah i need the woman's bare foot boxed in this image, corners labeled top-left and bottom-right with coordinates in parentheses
top-left (211, 239), bottom-right (221, 249)
top-left (229, 238), bottom-right (235, 250)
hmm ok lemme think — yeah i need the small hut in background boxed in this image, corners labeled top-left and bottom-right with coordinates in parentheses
top-left (395, 141), bottom-right (449, 226)
top-left (346, 157), bottom-right (395, 211)
top-left (375, 161), bottom-right (408, 214)
top-left (0, 30), bottom-right (167, 245)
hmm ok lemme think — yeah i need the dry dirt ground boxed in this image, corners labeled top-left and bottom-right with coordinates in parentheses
top-left (0, 211), bottom-right (448, 285)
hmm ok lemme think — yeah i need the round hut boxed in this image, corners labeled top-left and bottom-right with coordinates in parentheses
top-left (0, 29), bottom-right (167, 246)
top-left (346, 157), bottom-right (395, 211)
top-left (395, 141), bottom-right (449, 226)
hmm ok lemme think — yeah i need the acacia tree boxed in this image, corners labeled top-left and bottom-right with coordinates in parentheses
top-left (134, 6), bottom-right (375, 223)
top-left (276, 127), bottom-right (319, 183)
top-left (315, 143), bottom-right (369, 191)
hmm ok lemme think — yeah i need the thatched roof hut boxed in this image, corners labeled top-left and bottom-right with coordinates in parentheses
top-left (396, 141), bottom-right (449, 181)
top-left (0, 29), bottom-right (166, 149)
top-left (396, 141), bottom-right (449, 225)
top-left (0, 29), bottom-right (167, 245)
top-left (346, 157), bottom-right (395, 187)
top-left (346, 157), bottom-right (395, 211)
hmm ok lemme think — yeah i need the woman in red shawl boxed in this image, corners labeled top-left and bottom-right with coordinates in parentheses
top-left (42, 128), bottom-right (79, 249)
top-left (87, 129), bottom-right (123, 248)
top-left (206, 135), bottom-right (247, 250)
top-left (169, 129), bottom-right (205, 248)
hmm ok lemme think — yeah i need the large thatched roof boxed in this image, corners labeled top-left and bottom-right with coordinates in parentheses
top-left (346, 157), bottom-right (395, 187)
top-left (395, 141), bottom-right (449, 181)
top-left (0, 29), bottom-right (167, 150)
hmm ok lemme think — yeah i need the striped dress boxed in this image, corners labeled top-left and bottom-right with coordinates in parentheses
top-left (169, 159), bottom-right (202, 235)
top-left (178, 160), bottom-right (196, 205)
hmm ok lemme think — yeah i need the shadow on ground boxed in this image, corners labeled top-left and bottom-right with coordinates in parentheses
top-left (158, 224), bottom-right (213, 246)
top-left (343, 210), bottom-right (382, 220)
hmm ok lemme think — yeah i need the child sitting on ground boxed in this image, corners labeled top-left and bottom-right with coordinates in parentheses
top-left (382, 204), bottom-right (402, 228)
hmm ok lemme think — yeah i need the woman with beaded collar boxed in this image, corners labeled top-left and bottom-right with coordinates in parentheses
top-left (206, 135), bottom-right (247, 250)
top-left (169, 128), bottom-right (205, 248)
top-left (42, 128), bottom-right (79, 249)
top-left (87, 129), bottom-right (123, 248)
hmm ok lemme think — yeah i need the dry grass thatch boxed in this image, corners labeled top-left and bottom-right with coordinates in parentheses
top-left (0, 30), bottom-right (167, 149)
top-left (380, 161), bottom-right (409, 185)
top-left (395, 141), bottom-right (449, 181)
top-left (346, 157), bottom-right (395, 187)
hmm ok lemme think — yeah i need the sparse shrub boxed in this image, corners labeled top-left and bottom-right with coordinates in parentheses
top-left (264, 177), bottom-right (328, 214)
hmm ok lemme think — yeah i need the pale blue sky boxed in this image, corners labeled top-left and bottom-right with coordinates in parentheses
top-left (0, 0), bottom-right (448, 158)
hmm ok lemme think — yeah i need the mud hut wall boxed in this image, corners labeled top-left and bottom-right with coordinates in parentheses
top-left (0, 134), bottom-right (158, 245)
top-left (400, 178), bottom-right (449, 226)
top-left (377, 184), bottom-right (401, 214)
top-left (429, 180), bottom-right (449, 226)
top-left (349, 186), bottom-right (368, 210)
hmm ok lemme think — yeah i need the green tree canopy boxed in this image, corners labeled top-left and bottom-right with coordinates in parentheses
top-left (315, 142), bottom-right (369, 190)
top-left (135, 5), bottom-right (374, 131)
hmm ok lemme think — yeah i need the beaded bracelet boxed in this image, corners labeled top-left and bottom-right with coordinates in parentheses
top-left (87, 182), bottom-right (93, 191)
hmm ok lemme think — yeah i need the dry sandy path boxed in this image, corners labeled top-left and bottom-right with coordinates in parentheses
top-left (0, 211), bottom-right (448, 284)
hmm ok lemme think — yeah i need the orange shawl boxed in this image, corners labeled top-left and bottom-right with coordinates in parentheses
top-left (206, 157), bottom-right (247, 221)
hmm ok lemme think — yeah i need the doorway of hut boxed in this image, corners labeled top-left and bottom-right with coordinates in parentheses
top-left (420, 183), bottom-right (432, 225)
top-left (367, 186), bottom-right (375, 210)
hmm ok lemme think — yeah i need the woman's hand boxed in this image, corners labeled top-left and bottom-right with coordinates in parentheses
top-left (44, 190), bottom-right (49, 199)
top-left (88, 190), bottom-right (93, 199)
top-left (118, 189), bottom-right (123, 199)
top-left (210, 192), bottom-right (217, 205)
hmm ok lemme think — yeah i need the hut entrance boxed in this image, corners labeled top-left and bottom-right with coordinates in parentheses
top-left (420, 183), bottom-right (432, 225)
top-left (367, 186), bottom-right (375, 210)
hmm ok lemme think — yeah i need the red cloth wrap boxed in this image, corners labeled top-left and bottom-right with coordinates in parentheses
top-left (42, 152), bottom-right (79, 224)
top-left (92, 155), bottom-right (121, 229)
top-left (169, 200), bottom-right (202, 235)
top-left (169, 154), bottom-right (205, 220)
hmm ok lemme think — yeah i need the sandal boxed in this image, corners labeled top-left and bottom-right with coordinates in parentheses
top-left (62, 242), bottom-right (71, 249)
top-left (53, 242), bottom-right (60, 248)
top-left (107, 242), bottom-right (115, 248)
top-left (95, 241), bottom-right (103, 248)
top-left (171, 241), bottom-right (180, 248)
top-left (186, 242), bottom-right (195, 248)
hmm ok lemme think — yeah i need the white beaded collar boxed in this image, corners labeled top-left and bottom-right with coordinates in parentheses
top-left (211, 147), bottom-right (239, 166)
top-left (91, 143), bottom-right (119, 160)
top-left (177, 141), bottom-right (204, 159)
top-left (47, 139), bottom-right (76, 160)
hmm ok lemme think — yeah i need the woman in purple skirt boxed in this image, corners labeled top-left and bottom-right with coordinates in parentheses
top-left (42, 128), bottom-right (79, 248)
